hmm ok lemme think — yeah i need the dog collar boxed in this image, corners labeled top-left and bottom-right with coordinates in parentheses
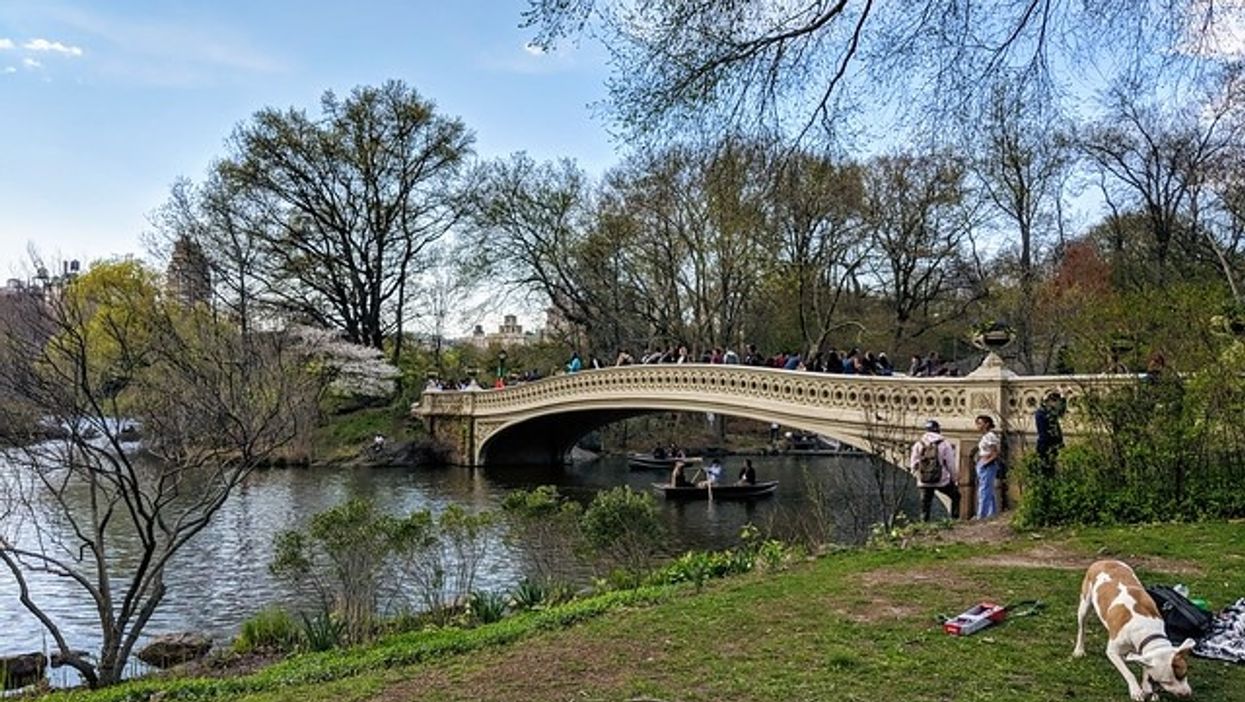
top-left (1138, 633), bottom-right (1168, 654)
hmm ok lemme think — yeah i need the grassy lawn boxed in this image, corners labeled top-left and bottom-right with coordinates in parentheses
top-left (310, 406), bottom-right (419, 462)
top-left (60, 521), bottom-right (1245, 702)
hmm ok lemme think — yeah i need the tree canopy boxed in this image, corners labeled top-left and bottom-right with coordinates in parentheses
top-left (157, 80), bottom-right (474, 356)
top-left (524, 0), bottom-right (1240, 144)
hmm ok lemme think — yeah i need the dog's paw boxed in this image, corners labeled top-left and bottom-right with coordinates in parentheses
top-left (1130, 689), bottom-right (1147, 702)
top-left (1071, 646), bottom-right (1084, 658)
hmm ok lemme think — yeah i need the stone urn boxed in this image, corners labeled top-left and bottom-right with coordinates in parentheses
top-left (970, 322), bottom-right (1016, 351)
top-left (968, 322), bottom-right (1017, 377)
top-left (137, 632), bottom-right (212, 669)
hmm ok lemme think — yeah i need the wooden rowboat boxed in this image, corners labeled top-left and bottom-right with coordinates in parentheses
top-left (652, 480), bottom-right (778, 500)
top-left (627, 453), bottom-right (700, 470)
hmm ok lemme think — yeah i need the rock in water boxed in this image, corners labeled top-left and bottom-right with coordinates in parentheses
top-left (0, 652), bottom-right (47, 690)
top-left (137, 633), bottom-right (212, 668)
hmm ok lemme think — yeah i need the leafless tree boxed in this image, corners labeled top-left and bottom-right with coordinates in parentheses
top-left (0, 259), bottom-right (317, 687)
top-left (1082, 70), bottom-right (1245, 290)
top-left (859, 151), bottom-right (985, 347)
top-left (769, 151), bottom-right (868, 356)
top-left (217, 80), bottom-right (473, 359)
top-left (146, 175), bottom-right (276, 336)
top-left (523, 1), bottom-right (1232, 145)
top-left (971, 76), bottom-right (1075, 371)
top-left (467, 154), bottom-right (638, 353)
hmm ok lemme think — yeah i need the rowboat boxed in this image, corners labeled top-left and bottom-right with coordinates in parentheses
top-left (652, 480), bottom-right (778, 500)
top-left (627, 453), bottom-right (700, 470)
top-left (782, 431), bottom-right (863, 456)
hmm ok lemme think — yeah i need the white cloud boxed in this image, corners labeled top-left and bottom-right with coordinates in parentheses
top-left (23, 38), bottom-right (84, 56)
top-left (22, 57), bottom-right (42, 69)
top-left (2, 66), bottom-right (16, 74)
top-left (479, 41), bottom-right (590, 75)
top-left (0, 38), bottom-right (15, 50)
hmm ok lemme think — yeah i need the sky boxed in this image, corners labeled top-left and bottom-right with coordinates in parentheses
top-left (0, 0), bottom-right (616, 287)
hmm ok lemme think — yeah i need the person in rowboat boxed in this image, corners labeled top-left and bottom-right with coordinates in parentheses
top-left (670, 460), bottom-right (693, 488)
top-left (737, 459), bottom-right (757, 485)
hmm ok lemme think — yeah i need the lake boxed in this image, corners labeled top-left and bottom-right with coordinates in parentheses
top-left (0, 451), bottom-right (924, 681)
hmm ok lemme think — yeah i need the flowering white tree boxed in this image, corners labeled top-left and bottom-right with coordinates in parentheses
top-left (287, 325), bottom-right (402, 404)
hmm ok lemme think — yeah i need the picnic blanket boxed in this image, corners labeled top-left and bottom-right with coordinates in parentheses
top-left (1194, 597), bottom-right (1245, 663)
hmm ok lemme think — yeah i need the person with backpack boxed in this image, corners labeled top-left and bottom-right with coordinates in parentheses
top-left (910, 419), bottom-right (959, 521)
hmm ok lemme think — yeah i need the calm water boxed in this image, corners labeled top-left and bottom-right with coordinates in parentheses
top-left (0, 452), bottom-right (923, 672)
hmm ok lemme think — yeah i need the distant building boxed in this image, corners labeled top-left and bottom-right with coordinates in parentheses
top-left (166, 236), bottom-right (211, 307)
top-left (467, 314), bottom-right (538, 348)
top-left (0, 261), bottom-right (79, 345)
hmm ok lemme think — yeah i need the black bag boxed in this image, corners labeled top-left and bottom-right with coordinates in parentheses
top-left (1146, 585), bottom-right (1212, 642)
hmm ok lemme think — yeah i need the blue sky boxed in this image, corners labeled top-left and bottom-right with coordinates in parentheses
top-left (0, 0), bottom-right (616, 278)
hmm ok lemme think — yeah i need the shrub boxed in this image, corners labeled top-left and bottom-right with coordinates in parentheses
top-left (499, 486), bottom-right (585, 585)
top-left (271, 499), bottom-right (436, 645)
top-left (580, 486), bottom-right (664, 579)
top-left (400, 505), bottom-right (498, 618)
top-left (509, 578), bottom-right (547, 611)
top-left (300, 610), bottom-right (346, 652)
top-left (234, 607), bottom-right (300, 654)
top-left (1018, 364), bottom-right (1245, 527)
top-left (468, 591), bottom-right (508, 624)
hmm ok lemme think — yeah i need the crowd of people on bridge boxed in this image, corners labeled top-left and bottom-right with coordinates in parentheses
top-left (600, 343), bottom-right (963, 377)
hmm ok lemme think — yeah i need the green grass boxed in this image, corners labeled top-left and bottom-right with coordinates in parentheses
top-left (310, 406), bottom-right (419, 462)
top-left (49, 521), bottom-right (1245, 702)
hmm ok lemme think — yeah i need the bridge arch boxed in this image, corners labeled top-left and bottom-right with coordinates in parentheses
top-left (476, 402), bottom-right (877, 466)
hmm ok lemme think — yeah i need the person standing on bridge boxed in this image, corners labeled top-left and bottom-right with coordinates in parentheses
top-left (1034, 391), bottom-right (1065, 477)
top-left (910, 420), bottom-right (959, 521)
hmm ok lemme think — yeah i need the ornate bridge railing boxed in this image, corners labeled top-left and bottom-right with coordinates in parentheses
top-left (414, 360), bottom-right (1133, 468)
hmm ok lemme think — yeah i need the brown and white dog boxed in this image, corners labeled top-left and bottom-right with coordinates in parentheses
top-left (1074, 560), bottom-right (1195, 700)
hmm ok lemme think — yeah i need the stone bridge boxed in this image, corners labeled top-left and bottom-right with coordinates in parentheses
top-left (413, 355), bottom-right (1129, 500)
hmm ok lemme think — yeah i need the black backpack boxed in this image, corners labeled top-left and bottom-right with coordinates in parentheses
top-left (1146, 585), bottom-right (1212, 642)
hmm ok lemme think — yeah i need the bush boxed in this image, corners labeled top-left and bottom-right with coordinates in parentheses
top-left (580, 486), bottom-right (664, 579)
top-left (234, 607), bottom-right (300, 654)
top-left (646, 525), bottom-right (794, 589)
top-left (509, 578), bottom-right (548, 611)
top-left (499, 486), bottom-right (585, 585)
top-left (468, 591), bottom-right (508, 624)
top-left (300, 610), bottom-right (346, 652)
top-left (271, 498), bottom-right (436, 645)
top-left (401, 505), bottom-right (497, 617)
top-left (1018, 365), bottom-right (1245, 527)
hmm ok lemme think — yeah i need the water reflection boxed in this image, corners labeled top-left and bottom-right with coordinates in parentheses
top-left (1, 453), bottom-right (921, 663)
